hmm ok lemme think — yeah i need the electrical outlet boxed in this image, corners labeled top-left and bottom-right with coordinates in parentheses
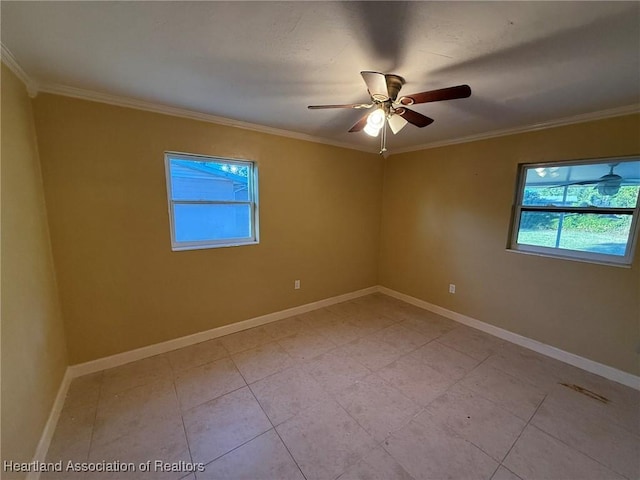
top-left (294, 280), bottom-right (301, 290)
top-left (449, 284), bottom-right (456, 294)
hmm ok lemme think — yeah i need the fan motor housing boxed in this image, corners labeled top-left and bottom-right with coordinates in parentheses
top-left (385, 74), bottom-right (406, 101)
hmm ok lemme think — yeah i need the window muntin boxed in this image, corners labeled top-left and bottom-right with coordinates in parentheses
top-left (165, 153), bottom-right (259, 250)
top-left (510, 157), bottom-right (640, 265)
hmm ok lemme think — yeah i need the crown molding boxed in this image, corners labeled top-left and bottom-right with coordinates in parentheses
top-left (1, 43), bottom-right (39, 97)
top-left (389, 104), bottom-right (640, 156)
top-left (37, 82), bottom-right (377, 154)
top-left (5, 47), bottom-right (636, 157)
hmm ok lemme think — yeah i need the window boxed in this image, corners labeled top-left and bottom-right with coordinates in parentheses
top-left (509, 156), bottom-right (640, 266)
top-left (165, 152), bottom-right (259, 250)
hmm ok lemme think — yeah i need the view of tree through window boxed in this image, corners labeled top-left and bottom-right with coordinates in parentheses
top-left (511, 158), bottom-right (640, 264)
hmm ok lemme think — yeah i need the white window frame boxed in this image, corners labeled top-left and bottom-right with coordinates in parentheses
top-left (164, 152), bottom-right (260, 251)
top-left (508, 156), bottom-right (640, 267)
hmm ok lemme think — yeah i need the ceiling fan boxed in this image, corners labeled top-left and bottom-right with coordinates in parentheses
top-left (554, 163), bottom-right (637, 196)
top-left (308, 71), bottom-right (471, 154)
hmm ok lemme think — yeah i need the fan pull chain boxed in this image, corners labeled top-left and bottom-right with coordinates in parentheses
top-left (380, 119), bottom-right (387, 155)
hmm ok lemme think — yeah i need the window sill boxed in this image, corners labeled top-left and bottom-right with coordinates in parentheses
top-left (172, 240), bottom-right (260, 251)
top-left (505, 248), bottom-right (632, 268)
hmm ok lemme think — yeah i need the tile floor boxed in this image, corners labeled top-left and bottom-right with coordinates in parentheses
top-left (41, 294), bottom-right (639, 480)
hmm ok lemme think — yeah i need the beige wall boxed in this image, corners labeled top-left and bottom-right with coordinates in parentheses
top-left (4, 64), bottom-right (637, 477)
top-left (32, 94), bottom-right (383, 364)
top-left (380, 114), bottom-right (640, 375)
top-left (16, 87), bottom-right (640, 376)
top-left (1, 65), bottom-right (68, 474)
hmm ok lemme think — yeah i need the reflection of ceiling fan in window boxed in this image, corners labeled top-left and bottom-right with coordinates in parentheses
top-left (308, 71), bottom-right (471, 154)
top-left (554, 163), bottom-right (640, 196)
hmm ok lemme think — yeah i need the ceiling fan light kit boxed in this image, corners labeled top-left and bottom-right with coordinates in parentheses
top-left (597, 166), bottom-right (624, 196)
top-left (308, 71), bottom-right (472, 154)
top-left (364, 108), bottom-right (385, 137)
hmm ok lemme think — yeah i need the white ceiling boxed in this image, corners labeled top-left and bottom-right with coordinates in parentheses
top-left (2, 1), bottom-right (639, 153)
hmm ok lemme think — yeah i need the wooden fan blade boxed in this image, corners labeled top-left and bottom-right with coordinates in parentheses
top-left (361, 71), bottom-right (389, 101)
top-left (348, 114), bottom-right (370, 133)
top-left (396, 107), bottom-right (434, 128)
top-left (308, 103), bottom-right (373, 109)
top-left (399, 85), bottom-right (471, 106)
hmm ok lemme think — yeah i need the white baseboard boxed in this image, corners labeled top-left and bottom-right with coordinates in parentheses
top-left (378, 286), bottom-right (640, 391)
top-left (28, 285), bottom-right (375, 478)
top-left (69, 286), bottom-right (378, 378)
top-left (29, 283), bottom-right (639, 478)
top-left (67, 283), bottom-right (639, 389)
top-left (26, 368), bottom-right (73, 480)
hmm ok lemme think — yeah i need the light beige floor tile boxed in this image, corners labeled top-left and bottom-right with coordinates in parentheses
top-left (565, 366), bottom-right (640, 405)
top-left (484, 343), bottom-right (572, 393)
top-left (355, 299), bottom-right (398, 316)
top-left (531, 390), bottom-right (640, 479)
top-left (338, 335), bottom-right (402, 371)
top-left (219, 326), bottom-right (273, 354)
top-left (398, 318), bottom-right (455, 342)
top-left (196, 429), bottom-right (304, 480)
top-left (262, 316), bottom-right (308, 340)
top-left (303, 349), bottom-right (371, 394)
top-left (276, 399), bottom-right (377, 480)
top-left (93, 378), bottom-right (181, 447)
top-left (368, 323), bottom-right (430, 354)
top-left (384, 412), bottom-right (498, 480)
top-left (397, 307), bottom-right (457, 329)
top-left (377, 356), bottom-right (456, 407)
top-left (386, 303), bottom-right (430, 321)
top-left (167, 339), bottom-right (228, 373)
top-left (41, 400), bottom-right (95, 480)
top-left (311, 318), bottom-right (367, 346)
top-left (295, 308), bottom-right (342, 328)
top-left (327, 300), bottom-right (370, 318)
top-left (408, 341), bottom-right (480, 380)
top-left (232, 341), bottom-right (295, 384)
top-left (250, 366), bottom-right (331, 425)
top-left (351, 294), bottom-right (411, 320)
top-left (42, 297), bottom-right (637, 480)
top-left (491, 466), bottom-right (522, 480)
top-left (337, 446), bottom-right (415, 480)
top-left (458, 363), bottom-right (545, 421)
top-left (88, 416), bottom-right (190, 480)
top-left (436, 326), bottom-right (504, 361)
top-left (425, 384), bottom-right (526, 461)
top-left (351, 293), bottom-right (397, 310)
top-left (39, 467), bottom-right (86, 480)
top-left (336, 374), bottom-right (421, 442)
top-left (174, 357), bottom-right (246, 411)
top-left (63, 372), bottom-right (103, 410)
top-left (183, 386), bottom-right (271, 465)
top-left (277, 330), bottom-right (335, 361)
top-left (363, 305), bottom-right (410, 323)
top-left (101, 355), bottom-right (172, 396)
top-left (347, 311), bottom-right (397, 332)
top-left (45, 402), bottom-right (96, 464)
top-left (503, 425), bottom-right (625, 480)
top-left (553, 368), bottom-right (640, 436)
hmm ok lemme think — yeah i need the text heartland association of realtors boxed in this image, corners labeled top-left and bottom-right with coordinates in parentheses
top-left (3, 460), bottom-right (206, 473)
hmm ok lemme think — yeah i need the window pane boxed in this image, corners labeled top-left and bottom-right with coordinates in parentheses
top-left (523, 160), bottom-right (640, 208)
top-left (517, 212), bottom-right (632, 256)
top-left (174, 204), bottom-right (251, 242)
top-left (170, 159), bottom-right (250, 201)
